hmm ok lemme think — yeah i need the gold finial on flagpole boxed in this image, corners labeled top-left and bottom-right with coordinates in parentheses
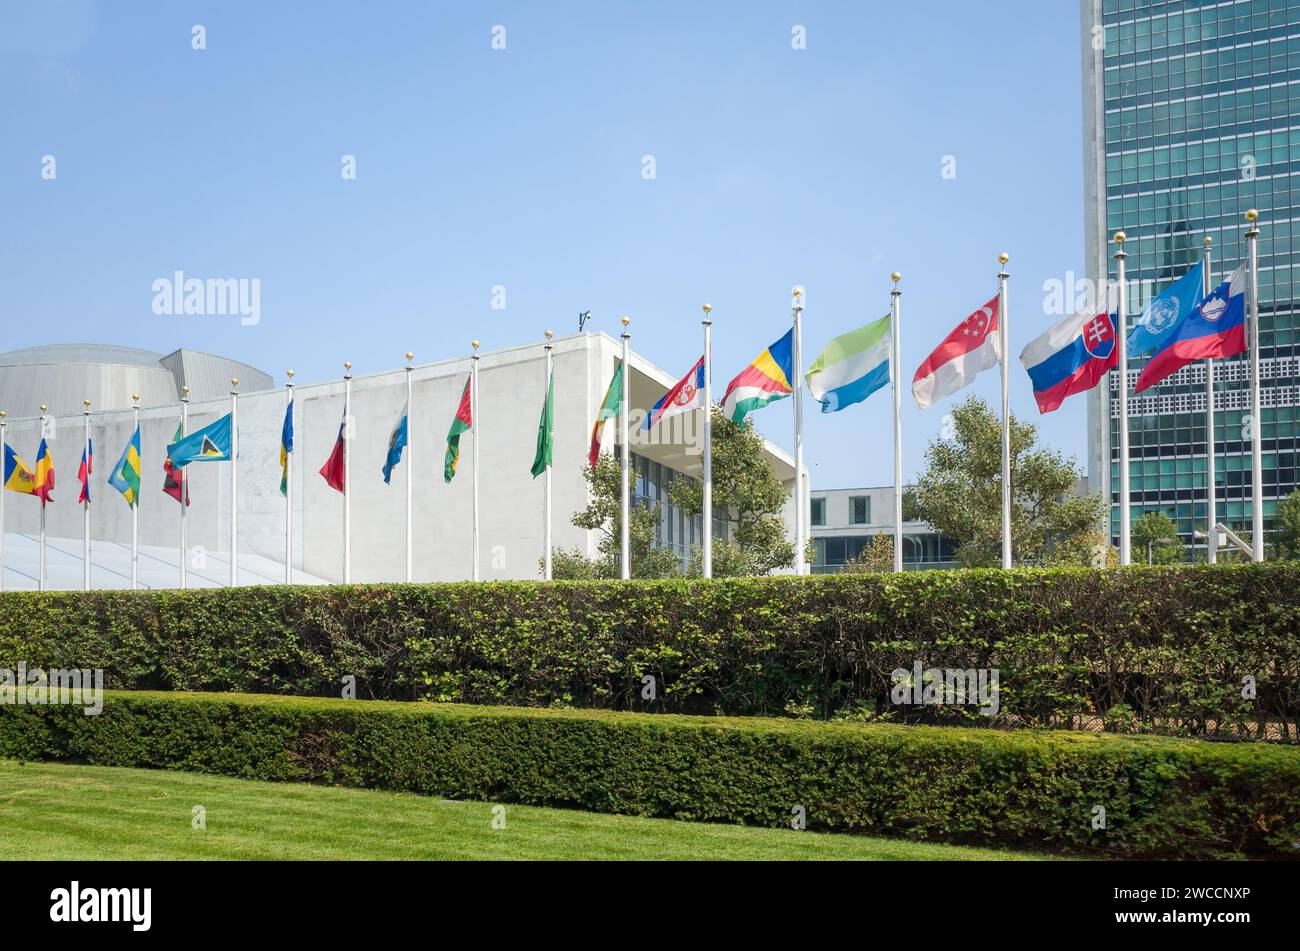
top-left (405, 352), bottom-right (414, 365)
top-left (285, 370), bottom-right (294, 380)
top-left (1114, 231), bottom-right (1126, 244)
top-left (83, 399), bottom-right (91, 410)
top-left (1204, 236), bottom-right (1213, 247)
top-left (998, 252), bottom-right (1009, 266)
top-left (544, 330), bottom-right (553, 341)
top-left (230, 378), bottom-right (239, 391)
top-left (132, 393), bottom-right (140, 404)
top-left (702, 303), bottom-right (712, 314)
top-left (891, 271), bottom-right (901, 285)
top-left (39, 404), bottom-right (47, 414)
top-left (1245, 208), bottom-right (1259, 223)
top-left (181, 385), bottom-right (190, 398)
top-left (620, 315), bottom-right (630, 327)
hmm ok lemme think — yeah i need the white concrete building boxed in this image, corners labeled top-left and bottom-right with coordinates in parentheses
top-left (0, 333), bottom-right (799, 589)
top-left (809, 486), bottom-right (955, 572)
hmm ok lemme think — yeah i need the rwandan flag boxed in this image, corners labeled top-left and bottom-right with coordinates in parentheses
top-left (78, 439), bottom-right (93, 504)
top-left (444, 375), bottom-right (473, 483)
top-left (382, 400), bottom-right (408, 485)
top-left (3, 444), bottom-right (38, 495)
top-left (319, 405), bottom-right (347, 494)
top-left (163, 420), bottom-right (189, 505)
top-left (722, 329), bottom-right (794, 424)
top-left (108, 425), bottom-right (142, 507)
top-left (33, 438), bottom-right (55, 506)
top-left (167, 413), bottom-right (232, 467)
top-left (806, 313), bottom-right (891, 413)
top-left (588, 358), bottom-right (623, 468)
top-left (280, 399), bottom-right (294, 496)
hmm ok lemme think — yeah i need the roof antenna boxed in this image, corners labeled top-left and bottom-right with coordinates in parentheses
top-left (578, 310), bottom-right (592, 333)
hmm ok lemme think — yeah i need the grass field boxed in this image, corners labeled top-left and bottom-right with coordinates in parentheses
top-left (0, 760), bottom-right (1048, 861)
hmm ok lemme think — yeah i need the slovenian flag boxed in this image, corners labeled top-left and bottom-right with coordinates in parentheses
top-left (805, 314), bottom-right (890, 414)
top-left (1020, 311), bottom-right (1117, 414)
top-left (912, 296), bottom-right (1002, 410)
top-left (1135, 264), bottom-right (1246, 394)
top-left (382, 400), bottom-right (408, 484)
top-left (644, 356), bottom-right (705, 430)
top-left (723, 330), bottom-right (794, 423)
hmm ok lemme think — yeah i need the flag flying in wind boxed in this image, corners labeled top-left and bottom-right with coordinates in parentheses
top-left (723, 330), bottom-right (794, 423)
top-left (382, 400), bottom-right (408, 484)
top-left (1127, 261), bottom-right (1204, 358)
top-left (33, 438), bottom-right (54, 506)
top-left (444, 375), bottom-right (473, 483)
top-left (279, 399), bottom-right (294, 496)
top-left (319, 406), bottom-right (347, 494)
top-left (644, 356), bottom-right (705, 430)
top-left (1135, 264), bottom-right (1247, 394)
top-left (588, 359), bottom-right (623, 468)
top-left (163, 420), bottom-right (189, 506)
top-left (1020, 311), bottom-right (1117, 414)
top-left (531, 369), bottom-right (554, 478)
top-left (3, 445), bottom-right (37, 495)
top-left (167, 413), bottom-right (232, 467)
top-left (108, 425), bottom-right (142, 507)
top-left (912, 296), bottom-right (1001, 409)
top-left (806, 314), bottom-right (890, 414)
top-left (78, 439), bottom-right (93, 504)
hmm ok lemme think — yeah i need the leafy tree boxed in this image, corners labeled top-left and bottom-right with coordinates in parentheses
top-left (669, 407), bottom-right (797, 577)
top-left (912, 395), bottom-right (1104, 567)
top-left (844, 534), bottom-right (894, 573)
top-left (1274, 490), bottom-right (1300, 561)
top-left (1132, 511), bottom-right (1183, 565)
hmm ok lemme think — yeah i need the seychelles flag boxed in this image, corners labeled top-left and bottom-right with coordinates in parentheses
top-left (1020, 311), bottom-right (1116, 414)
top-left (1134, 265), bottom-right (1246, 394)
top-left (644, 356), bottom-right (705, 430)
top-left (723, 330), bottom-right (794, 423)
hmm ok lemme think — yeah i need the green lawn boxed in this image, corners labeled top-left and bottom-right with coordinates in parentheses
top-left (0, 760), bottom-right (1048, 861)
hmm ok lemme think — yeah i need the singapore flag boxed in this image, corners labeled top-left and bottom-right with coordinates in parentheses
top-left (911, 295), bottom-right (1002, 409)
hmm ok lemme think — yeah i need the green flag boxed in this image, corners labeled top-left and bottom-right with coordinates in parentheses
top-left (531, 368), bottom-right (554, 478)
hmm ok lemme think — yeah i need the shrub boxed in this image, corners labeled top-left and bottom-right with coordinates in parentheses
top-left (1, 566), bottom-right (1298, 738)
top-left (2, 690), bottom-right (1298, 858)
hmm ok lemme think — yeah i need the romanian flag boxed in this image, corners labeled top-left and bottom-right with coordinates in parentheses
top-left (319, 405), bottom-right (347, 494)
top-left (280, 399), bottom-right (294, 496)
top-left (78, 439), bottom-right (93, 504)
top-left (163, 420), bottom-right (189, 505)
top-left (444, 375), bottom-right (473, 483)
top-left (33, 438), bottom-right (55, 506)
top-left (588, 358), bottom-right (623, 468)
top-left (3, 444), bottom-right (38, 495)
top-left (722, 329), bottom-right (794, 424)
top-left (108, 425), bottom-right (142, 507)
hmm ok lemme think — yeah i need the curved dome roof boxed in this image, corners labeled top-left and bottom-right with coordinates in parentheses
top-left (0, 344), bottom-right (170, 369)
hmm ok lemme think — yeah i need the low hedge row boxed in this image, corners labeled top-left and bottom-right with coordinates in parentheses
top-left (2, 691), bottom-right (1298, 858)
top-left (1, 566), bottom-right (1299, 736)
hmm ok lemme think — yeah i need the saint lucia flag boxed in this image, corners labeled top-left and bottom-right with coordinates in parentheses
top-left (167, 413), bottom-right (232, 467)
top-left (382, 401), bottom-right (408, 484)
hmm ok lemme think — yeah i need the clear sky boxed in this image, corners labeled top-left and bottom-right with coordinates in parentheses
top-left (0, 1), bottom-right (1087, 489)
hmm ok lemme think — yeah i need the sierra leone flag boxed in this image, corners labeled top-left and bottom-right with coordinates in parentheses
top-left (806, 313), bottom-right (891, 413)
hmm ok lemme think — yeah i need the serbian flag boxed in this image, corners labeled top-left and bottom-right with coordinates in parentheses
top-left (644, 356), bottom-right (705, 430)
top-left (1135, 265), bottom-right (1247, 395)
top-left (1020, 311), bottom-right (1116, 414)
top-left (33, 438), bottom-right (55, 506)
top-left (319, 407), bottom-right (347, 494)
top-left (78, 439), bottom-right (93, 504)
top-left (912, 295), bottom-right (1001, 409)
top-left (722, 330), bottom-right (794, 423)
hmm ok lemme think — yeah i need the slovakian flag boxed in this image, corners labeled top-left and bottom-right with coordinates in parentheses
top-left (588, 359), bottom-right (623, 468)
top-left (78, 439), bottom-right (93, 504)
top-left (33, 437), bottom-right (54, 506)
top-left (163, 420), bottom-right (190, 506)
top-left (1135, 264), bottom-right (1247, 395)
top-left (912, 295), bottom-right (1001, 409)
top-left (319, 406), bottom-right (347, 494)
top-left (1020, 311), bottom-right (1117, 414)
top-left (644, 356), bottom-right (705, 430)
top-left (722, 330), bottom-right (794, 423)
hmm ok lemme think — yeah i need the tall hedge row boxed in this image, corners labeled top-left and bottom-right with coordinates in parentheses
top-left (3, 691), bottom-right (1298, 858)
top-left (1, 566), bottom-right (1298, 737)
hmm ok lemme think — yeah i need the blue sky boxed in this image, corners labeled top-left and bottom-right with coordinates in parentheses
top-left (0, 1), bottom-right (1087, 489)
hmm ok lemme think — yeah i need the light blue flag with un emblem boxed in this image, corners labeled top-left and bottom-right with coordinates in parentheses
top-left (1126, 260), bottom-right (1204, 358)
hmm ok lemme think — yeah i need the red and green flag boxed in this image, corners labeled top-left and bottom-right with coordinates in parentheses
top-left (163, 421), bottom-right (190, 506)
top-left (588, 358), bottom-right (623, 468)
top-left (444, 375), bottom-right (473, 483)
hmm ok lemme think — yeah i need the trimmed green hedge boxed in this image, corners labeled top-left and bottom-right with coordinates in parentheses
top-left (1, 566), bottom-right (1298, 736)
top-left (3, 690), bottom-right (1299, 858)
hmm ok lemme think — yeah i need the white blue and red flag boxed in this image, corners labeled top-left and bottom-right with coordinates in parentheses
top-left (1134, 264), bottom-right (1246, 394)
top-left (912, 296), bottom-right (1001, 410)
top-left (644, 356), bottom-right (705, 430)
top-left (1019, 311), bottom-right (1116, 414)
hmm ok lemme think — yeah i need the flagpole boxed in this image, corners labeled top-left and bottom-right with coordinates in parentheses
top-left (792, 288), bottom-right (805, 575)
top-left (619, 318), bottom-right (631, 580)
top-left (0, 411), bottom-right (6, 592)
top-left (1114, 232), bottom-right (1132, 566)
top-left (38, 404), bottom-right (47, 592)
top-left (890, 274), bottom-right (904, 573)
top-left (230, 378), bottom-right (239, 587)
top-left (997, 254), bottom-right (1013, 569)
top-left (130, 393), bottom-right (139, 590)
top-left (404, 353), bottom-right (414, 583)
top-left (284, 372), bottom-right (294, 585)
top-left (542, 331), bottom-right (554, 580)
top-left (83, 400), bottom-right (91, 591)
top-left (343, 361), bottom-right (353, 584)
top-left (1202, 237), bottom-right (1217, 564)
top-left (180, 386), bottom-right (189, 589)
top-left (1245, 209), bottom-right (1264, 561)
top-left (702, 304), bottom-right (714, 579)
top-left (471, 341), bottom-right (480, 582)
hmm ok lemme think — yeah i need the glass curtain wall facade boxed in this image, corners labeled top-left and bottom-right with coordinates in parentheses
top-left (1086, 0), bottom-right (1300, 551)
